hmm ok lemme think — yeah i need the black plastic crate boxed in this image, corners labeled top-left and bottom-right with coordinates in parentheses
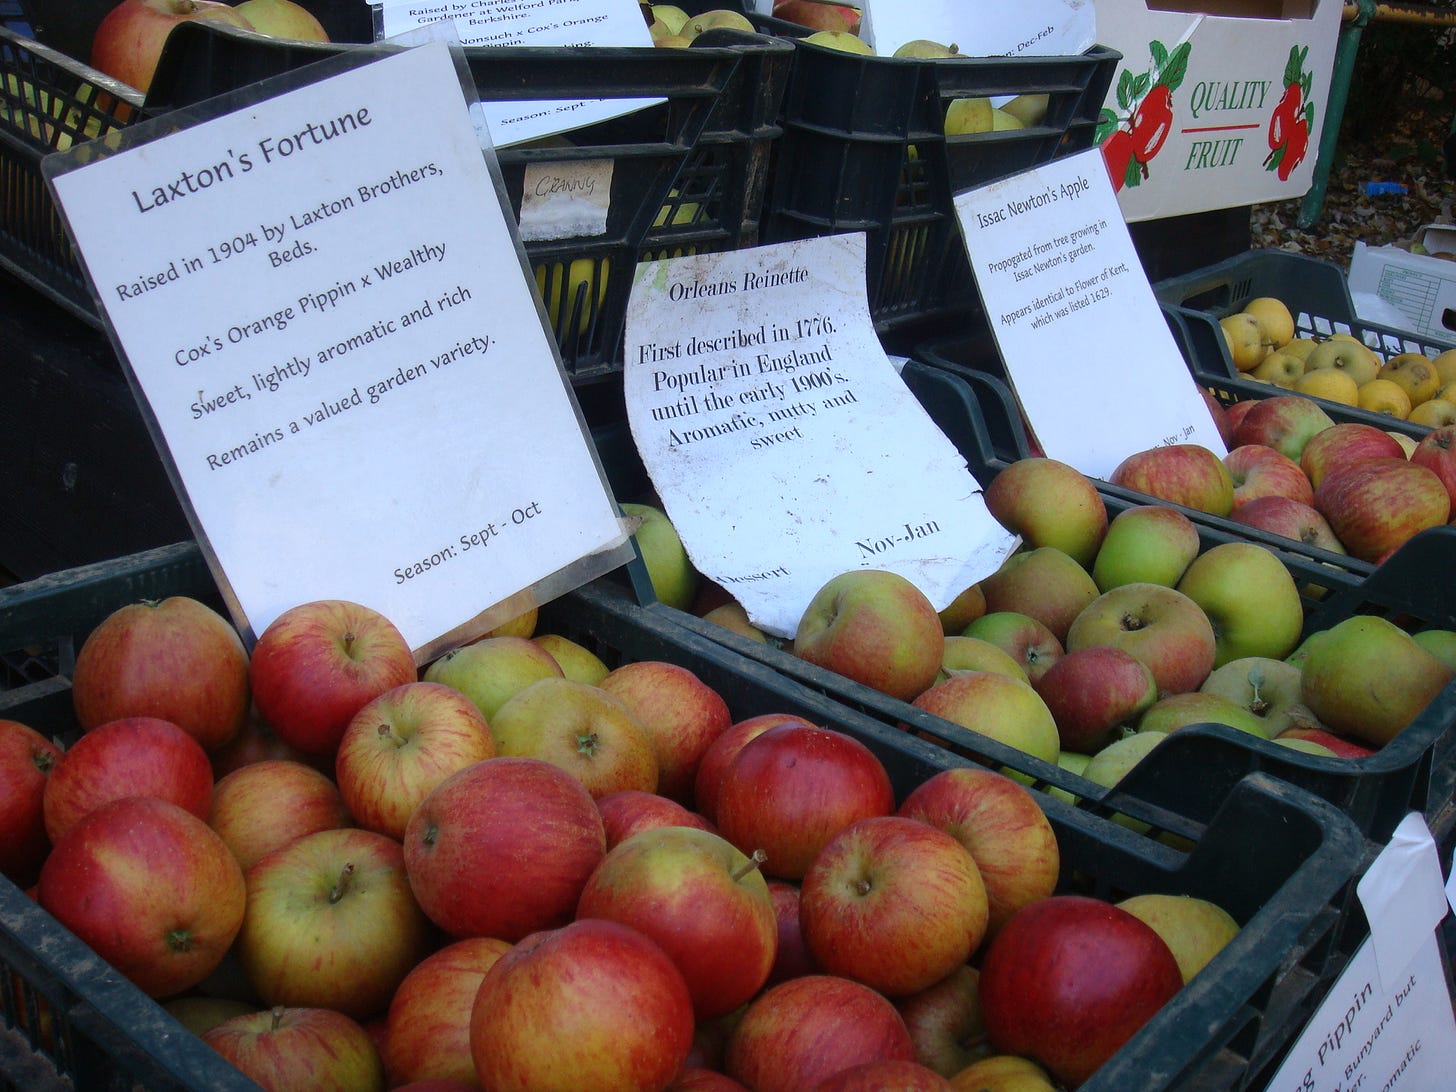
top-left (0, 541), bottom-right (1370, 1090)
top-left (752, 15), bottom-right (1117, 341)
top-left (1154, 247), bottom-right (1456, 360)
top-left (0, 18), bottom-right (791, 385)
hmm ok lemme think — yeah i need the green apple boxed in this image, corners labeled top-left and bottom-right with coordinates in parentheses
top-left (1081, 731), bottom-right (1167, 832)
top-left (1412, 627), bottom-right (1456, 671)
top-left (650, 4), bottom-right (690, 34)
top-left (1045, 750), bottom-right (1092, 806)
top-left (1175, 542), bottom-right (1304, 666)
top-left (620, 501), bottom-right (699, 611)
top-left (990, 108), bottom-right (1024, 131)
top-left (532, 633), bottom-right (611, 686)
top-left (909, 671), bottom-right (1061, 770)
top-left (686, 9), bottom-right (755, 35)
top-left (1002, 93), bottom-right (1050, 127)
top-left (1137, 691), bottom-right (1269, 738)
top-left (1300, 615), bottom-right (1453, 747)
top-left (423, 636), bottom-right (564, 721)
top-left (802, 29), bottom-right (874, 54)
top-left (944, 97), bottom-right (994, 135)
top-left (938, 635), bottom-right (1030, 685)
top-left (1199, 656), bottom-right (1320, 737)
top-left (892, 39), bottom-right (960, 58)
top-left (960, 611), bottom-right (1064, 685)
top-left (235, 0), bottom-right (329, 40)
top-left (1116, 893), bottom-right (1240, 983)
top-left (1273, 737), bottom-right (1338, 757)
top-left (1091, 505), bottom-right (1201, 591)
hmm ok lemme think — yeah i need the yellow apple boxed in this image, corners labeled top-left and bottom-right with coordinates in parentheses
top-left (235, 0), bottom-right (329, 40)
top-left (1356, 378), bottom-right (1412, 418)
top-left (1378, 352), bottom-right (1440, 406)
top-left (686, 9), bottom-right (755, 36)
top-left (802, 29), bottom-right (874, 54)
top-left (944, 97), bottom-right (994, 135)
top-left (893, 39), bottom-right (959, 58)
top-left (1116, 893), bottom-right (1240, 983)
top-left (1409, 398), bottom-right (1456, 428)
top-left (1001, 93), bottom-right (1050, 127)
top-left (1293, 367), bottom-right (1359, 405)
top-left (1250, 349), bottom-right (1305, 388)
top-left (1303, 338), bottom-right (1380, 386)
top-left (1241, 296), bottom-right (1294, 348)
top-left (535, 257), bottom-right (608, 338)
top-left (1432, 347), bottom-right (1456, 386)
top-left (1219, 312), bottom-right (1268, 372)
top-left (651, 4), bottom-right (691, 34)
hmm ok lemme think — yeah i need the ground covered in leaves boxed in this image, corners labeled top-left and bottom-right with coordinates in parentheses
top-left (1249, 97), bottom-right (1456, 268)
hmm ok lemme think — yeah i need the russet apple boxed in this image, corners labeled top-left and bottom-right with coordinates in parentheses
top-left (1299, 615), bottom-right (1453, 746)
top-left (792, 568), bottom-right (945, 701)
top-left (1108, 444), bottom-right (1235, 516)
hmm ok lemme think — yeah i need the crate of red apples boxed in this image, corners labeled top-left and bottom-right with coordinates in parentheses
top-left (0, 538), bottom-right (1369, 1091)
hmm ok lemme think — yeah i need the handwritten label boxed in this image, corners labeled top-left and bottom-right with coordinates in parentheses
top-left (379, 0), bottom-right (657, 146)
top-left (47, 41), bottom-right (630, 656)
top-left (1266, 815), bottom-right (1456, 1092)
top-left (954, 148), bottom-right (1225, 478)
top-left (624, 234), bottom-right (1017, 637)
top-left (520, 159), bottom-right (613, 241)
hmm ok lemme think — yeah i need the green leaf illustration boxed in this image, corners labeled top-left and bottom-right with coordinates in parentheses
top-left (1160, 42), bottom-right (1192, 92)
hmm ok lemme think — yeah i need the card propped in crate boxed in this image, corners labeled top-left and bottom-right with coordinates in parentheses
top-left (43, 37), bottom-right (633, 659)
top-left (623, 233), bottom-right (1018, 637)
top-left (953, 146), bottom-right (1224, 479)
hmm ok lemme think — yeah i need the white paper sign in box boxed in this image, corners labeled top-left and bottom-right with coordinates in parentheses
top-left (1090, 0), bottom-right (1342, 222)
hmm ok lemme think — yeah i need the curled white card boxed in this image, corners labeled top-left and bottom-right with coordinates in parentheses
top-left (624, 234), bottom-right (1017, 637)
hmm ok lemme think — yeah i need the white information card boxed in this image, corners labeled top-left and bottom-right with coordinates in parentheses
top-left (46, 41), bottom-right (631, 657)
top-left (379, 0), bottom-right (658, 147)
top-left (1266, 814), bottom-right (1456, 1092)
top-left (953, 147), bottom-right (1225, 479)
top-left (623, 233), bottom-right (1018, 638)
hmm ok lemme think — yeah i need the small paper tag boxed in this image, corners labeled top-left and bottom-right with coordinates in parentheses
top-left (520, 160), bottom-right (613, 241)
top-left (1357, 812), bottom-right (1451, 993)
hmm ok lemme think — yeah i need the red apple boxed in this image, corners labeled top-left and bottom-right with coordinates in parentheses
top-left (894, 965), bottom-right (987, 1078)
top-left (577, 825), bottom-right (777, 1019)
top-left (597, 789), bottom-right (715, 848)
top-left (907, 672), bottom-right (1061, 767)
top-left (1108, 444), bottom-right (1235, 516)
top-left (599, 660), bottom-right (733, 803)
top-left (811, 1060), bottom-right (955, 1091)
top-left (724, 974), bottom-right (916, 1092)
top-left (250, 599), bottom-right (417, 759)
top-left (38, 795), bottom-right (245, 998)
top-left (669, 1070), bottom-right (750, 1092)
top-left (1065, 583), bottom-right (1218, 695)
top-left (792, 569), bottom-right (945, 702)
top-left (334, 680), bottom-right (495, 841)
top-left (978, 895), bottom-right (1183, 1088)
top-left (403, 756), bottom-right (606, 940)
top-left (773, 0), bottom-right (858, 34)
top-left (208, 704), bottom-right (322, 779)
top-left (421, 635), bottom-right (563, 721)
top-left (983, 457), bottom-right (1108, 568)
top-left (209, 758), bottom-right (351, 873)
top-left (1031, 645), bottom-right (1159, 753)
top-left (70, 595), bottom-right (250, 751)
top-left (384, 937), bottom-right (513, 1087)
top-left (714, 722), bottom-right (895, 882)
top-left (958, 611), bottom-right (1064, 684)
top-left (0, 720), bottom-right (62, 886)
top-left (1221, 398), bottom-right (1259, 436)
top-left (42, 715), bottom-right (212, 844)
top-left (204, 1006), bottom-right (384, 1092)
top-left (236, 826), bottom-right (432, 1021)
top-left (1231, 495), bottom-right (1347, 554)
top-left (1274, 726), bottom-right (1376, 759)
top-left (488, 676), bottom-right (659, 797)
top-left (91, 0), bottom-right (255, 92)
top-left (977, 547), bottom-right (1101, 644)
top-left (896, 767), bottom-right (1061, 937)
top-left (694, 714), bottom-right (816, 825)
top-left (1224, 444), bottom-right (1314, 510)
top-left (1203, 388), bottom-right (1234, 446)
top-left (766, 879), bottom-right (818, 985)
top-left (1314, 458), bottom-right (1450, 564)
top-left (800, 816), bottom-right (988, 997)
top-left (1299, 422), bottom-right (1407, 489)
top-left (1411, 424), bottom-right (1456, 510)
top-left (1229, 394), bottom-right (1335, 462)
top-left (470, 919), bottom-right (695, 1092)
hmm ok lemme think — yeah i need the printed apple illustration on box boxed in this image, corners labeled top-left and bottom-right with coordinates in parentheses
top-left (1096, 39), bottom-right (1191, 194)
top-left (1265, 45), bottom-right (1315, 182)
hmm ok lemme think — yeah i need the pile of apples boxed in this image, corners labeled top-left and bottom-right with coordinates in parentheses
top-left (1108, 393), bottom-right (1456, 565)
top-left (89, 0), bottom-right (330, 94)
top-left (1218, 295), bottom-right (1456, 426)
top-left (673, 455), bottom-right (1454, 787)
top-left (2, 586), bottom-right (1250, 1090)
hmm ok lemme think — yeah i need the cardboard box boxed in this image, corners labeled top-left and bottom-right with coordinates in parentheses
top-left (1348, 241), bottom-right (1456, 347)
top-left (1091, 0), bottom-right (1342, 222)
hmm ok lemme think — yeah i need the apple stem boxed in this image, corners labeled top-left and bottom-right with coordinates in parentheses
top-left (329, 862), bottom-right (356, 904)
top-left (377, 722), bottom-right (405, 746)
top-left (731, 849), bottom-right (768, 882)
top-left (341, 629), bottom-right (358, 657)
top-left (270, 1006), bottom-right (286, 1031)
